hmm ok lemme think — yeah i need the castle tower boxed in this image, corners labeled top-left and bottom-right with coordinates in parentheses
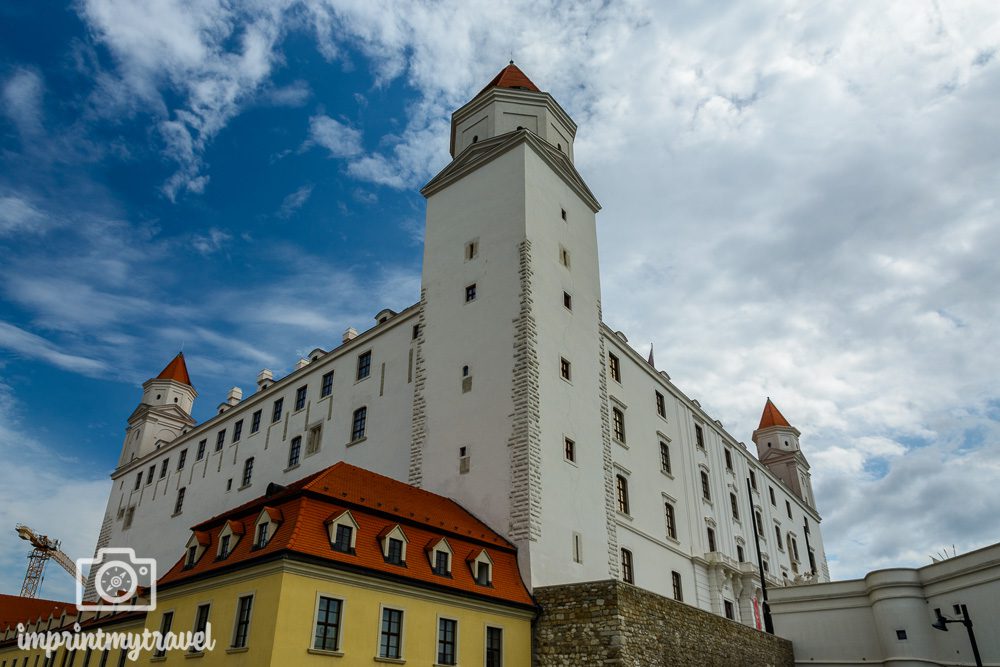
top-left (412, 63), bottom-right (610, 587)
top-left (752, 398), bottom-right (815, 509)
top-left (119, 353), bottom-right (197, 466)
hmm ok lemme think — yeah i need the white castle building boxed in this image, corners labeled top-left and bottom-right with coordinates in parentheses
top-left (91, 63), bottom-right (830, 625)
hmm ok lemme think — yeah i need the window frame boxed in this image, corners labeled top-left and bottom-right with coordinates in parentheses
top-left (287, 436), bottom-right (302, 468)
top-left (436, 616), bottom-right (458, 666)
top-left (485, 625), bottom-right (503, 667)
top-left (665, 502), bottom-right (677, 540)
top-left (659, 441), bottom-right (671, 475)
top-left (311, 594), bottom-right (344, 654)
top-left (608, 353), bottom-right (621, 382)
top-left (350, 406), bottom-right (367, 442)
top-left (241, 457), bottom-right (254, 488)
top-left (271, 398), bottom-right (283, 424)
top-left (620, 548), bottom-right (634, 584)
top-left (230, 593), bottom-right (254, 649)
top-left (250, 410), bottom-right (262, 434)
top-left (321, 371), bottom-right (334, 398)
top-left (294, 385), bottom-right (307, 411)
top-left (655, 391), bottom-right (666, 418)
top-left (464, 283), bottom-right (477, 303)
top-left (378, 606), bottom-right (404, 660)
top-left (615, 474), bottom-right (630, 515)
top-left (612, 406), bottom-right (626, 444)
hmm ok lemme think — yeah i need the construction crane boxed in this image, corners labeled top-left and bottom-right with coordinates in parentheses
top-left (16, 524), bottom-right (82, 598)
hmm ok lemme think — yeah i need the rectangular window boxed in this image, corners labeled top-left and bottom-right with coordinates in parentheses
top-left (707, 527), bottom-right (716, 552)
top-left (356, 351), bottom-right (371, 380)
top-left (190, 605), bottom-right (210, 652)
top-left (672, 571), bottom-right (683, 601)
top-left (153, 612), bottom-right (172, 657)
top-left (563, 291), bottom-right (572, 310)
top-left (321, 371), bottom-right (334, 397)
top-left (665, 502), bottom-right (677, 539)
top-left (559, 246), bottom-right (571, 268)
top-left (786, 500), bottom-right (793, 519)
top-left (351, 407), bottom-right (367, 441)
top-left (616, 474), bottom-right (629, 515)
top-left (437, 618), bottom-right (457, 666)
top-left (700, 470), bottom-right (711, 501)
top-left (560, 357), bottom-right (572, 381)
top-left (196, 439), bottom-right (207, 460)
top-left (219, 534), bottom-right (231, 559)
top-left (241, 457), bottom-right (254, 487)
top-left (231, 595), bottom-right (253, 648)
top-left (134, 472), bottom-right (142, 490)
top-left (412, 324), bottom-right (420, 340)
top-left (177, 449), bottom-right (187, 470)
top-left (620, 548), bottom-right (634, 584)
top-left (159, 459), bottom-right (169, 479)
top-left (612, 407), bottom-right (626, 443)
top-left (476, 561), bottom-right (490, 586)
top-left (147, 464), bottom-right (155, 483)
top-left (724, 600), bottom-right (734, 620)
top-left (272, 398), bottom-right (283, 423)
top-left (306, 424), bottom-right (322, 455)
top-left (333, 524), bottom-right (352, 553)
top-left (763, 559), bottom-right (769, 573)
top-left (386, 538), bottom-right (403, 565)
top-left (737, 544), bottom-right (745, 562)
top-left (725, 448), bottom-right (733, 471)
top-left (775, 525), bottom-right (783, 549)
top-left (295, 385), bottom-right (307, 411)
top-left (255, 523), bottom-right (268, 548)
top-left (730, 493), bottom-right (740, 521)
top-left (313, 597), bottom-right (342, 652)
top-left (750, 470), bottom-right (757, 490)
top-left (608, 353), bottom-right (621, 382)
top-left (433, 550), bottom-right (449, 576)
top-left (769, 486), bottom-right (776, 505)
top-left (695, 423), bottom-right (705, 449)
top-left (379, 608), bottom-right (403, 660)
top-left (755, 511), bottom-right (764, 536)
top-left (564, 437), bottom-right (575, 463)
top-left (466, 240), bottom-right (478, 260)
top-left (250, 410), bottom-right (262, 434)
top-left (465, 283), bottom-right (477, 302)
top-left (232, 419), bottom-right (243, 443)
top-left (655, 391), bottom-right (666, 418)
top-left (485, 626), bottom-right (503, 667)
top-left (659, 441), bottom-right (671, 474)
top-left (790, 535), bottom-right (800, 561)
top-left (215, 429), bottom-right (226, 451)
top-left (288, 436), bottom-right (301, 468)
top-left (173, 488), bottom-right (185, 514)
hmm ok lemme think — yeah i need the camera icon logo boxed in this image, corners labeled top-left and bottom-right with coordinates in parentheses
top-left (76, 547), bottom-right (157, 611)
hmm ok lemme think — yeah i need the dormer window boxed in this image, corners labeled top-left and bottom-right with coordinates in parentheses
top-left (334, 525), bottom-right (353, 552)
top-left (325, 510), bottom-right (359, 554)
top-left (468, 549), bottom-right (494, 587)
top-left (387, 538), bottom-right (404, 564)
top-left (252, 507), bottom-right (282, 549)
top-left (255, 523), bottom-right (269, 548)
top-left (378, 525), bottom-right (408, 565)
top-left (184, 531), bottom-right (210, 569)
top-left (219, 534), bottom-right (231, 559)
top-left (186, 545), bottom-right (197, 568)
top-left (426, 538), bottom-right (453, 577)
top-left (216, 520), bottom-right (243, 560)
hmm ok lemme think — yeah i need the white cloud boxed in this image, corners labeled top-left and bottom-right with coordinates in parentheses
top-left (261, 79), bottom-right (311, 107)
top-left (1, 67), bottom-right (44, 137)
top-left (277, 183), bottom-right (315, 218)
top-left (0, 322), bottom-right (108, 376)
top-left (308, 114), bottom-right (363, 158)
top-left (190, 227), bottom-right (232, 255)
top-left (0, 194), bottom-right (47, 236)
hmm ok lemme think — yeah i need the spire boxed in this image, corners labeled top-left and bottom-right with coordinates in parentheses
top-left (757, 397), bottom-right (791, 430)
top-left (156, 352), bottom-right (193, 387)
top-left (647, 343), bottom-right (655, 367)
top-left (475, 61), bottom-right (541, 97)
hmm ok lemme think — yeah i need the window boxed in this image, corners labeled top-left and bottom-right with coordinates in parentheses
top-left (437, 618), bottom-right (457, 666)
top-left (386, 538), bottom-right (404, 565)
top-left (159, 459), bottom-right (169, 479)
top-left (215, 429), bottom-right (226, 451)
top-left (775, 525), bottom-right (783, 549)
top-left (147, 464), bottom-right (155, 483)
top-left (608, 353), bottom-right (621, 382)
top-left (790, 535), bottom-right (800, 562)
top-left (615, 474), bottom-right (629, 515)
top-left (700, 470), bottom-right (711, 501)
top-left (321, 371), bottom-right (333, 397)
top-left (655, 391), bottom-right (666, 418)
top-left (226, 478), bottom-right (233, 492)
top-left (255, 522), bottom-right (269, 548)
top-left (724, 600), bottom-right (735, 620)
top-left (561, 207), bottom-right (567, 221)
top-left (737, 544), bottom-right (745, 562)
top-left (272, 398), bottom-right (283, 423)
top-left (250, 410), bottom-right (262, 434)
top-left (485, 626), bottom-right (503, 667)
top-left (231, 595), bottom-right (253, 648)
top-left (659, 441), bottom-right (671, 474)
top-left (707, 527), bottom-right (716, 552)
top-left (612, 407), bottom-right (626, 443)
top-left (412, 324), bottom-right (420, 340)
top-left (695, 423), bottom-right (705, 449)
top-left (196, 439), bottom-right (207, 460)
top-left (475, 560), bottom-right (492, 586)
top-left (313, 597), bottom-right (342, 652)
top-left (725, 448), bottom-right (733, 471)
top-left (769, 486), bottom-right (776, 506)
top-left (559, 245), bottom-right (571, 268)
top-left (730, 493), bottom-right (740, 521)
top-left (671, 571), bottom-right (683, 601)
top-left (174, 488), bottom-right (185, 514)
top-left (466, 240), bottom-right (478, 260)
top-left (241, 457), bottom-right (254, 487)
top-left (379, 608), bottom-right (403, 660)
top-left (755, 511), bottom-right (764, 536)
top-left (134, 472), bottom-right (142, 490)
top-left (219, 534), bottom-right (231, 559)
top-left (749, 470), bottom-right (757, 490)
top-left (665, 502), bottom-right (677, 539)
top-left (762, 559), bottom-right (769, 573)
top-left (572, 532), bottom-right (582, 563)
top-left (564, 437), bottom-right (576, 463)
top-left (288, 436), bottom-right (301, 468)
top-left (896, 629), bottom-right (907, 641)
top-left (190, 605), bottom-right (210, 652)
top-left (433, 550), bottom-right (449, 576)
top-left (351, 350), bottom-right (371, 380)
top-left (153, 612), bottom-right (172, 657)
top-left (560, 357), bottom-right (572, 381)
top-left (306, 424), bottom-right (322, 455)
top-left (465, 283), bottom-right (477, 302)
top-left (177, 449), bottom-right (187, 470)
top-left (809, 549), bottom-right (817, 572)
top-left (786, 500), bottom-right (793, 519)
top-left (232, 419), bottom-right (243, 443)
top-left (620, 548), bottom-right (634, 584)
top-left (563, 291), bottom-right (572, 310)
top-left (332, 524), bottom-right (353, 553)
top-left (351, 407), bottom-right (367, 441)
top-left (295, 385), bottom-right (307, 411)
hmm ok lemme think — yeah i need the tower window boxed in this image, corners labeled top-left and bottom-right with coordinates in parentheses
top-left (612, 407), bottom-right (626, 444)
top-left (737, 544), bottom-right (745, 562)
top-left (750, 470), bottom-right (758, 490)
top-left (620, 548), bottom-right (634, 583)
top-left (560, 357), bottom-right (572, 381)
top-left (412, 324), bottom-right (420, 340)
top-left (272, 398), bottom-right (283, 423)
top-left (561, 208), bottom-right (567, 221)
top-left (351, 407), bottom-right (367, 441)
top-left (321, 371), bottom-right (334, 397)
top-left (564, 437), bottom-right (576, 463)
top-left (672, 571), bottom-right (683, 601)
top-left (700, 470), bottom-right (711, 501)
top-left (786, 500), bottom-right (793, 519)
top-left (655, 391), bottom-right (666, 418)
top-left (608, 353), bottom-right (621, 382)
top-left (659, 441), bottom-right (671, 475)
top-left (707, 526), bottom-right (716, 552)
top-left (241, 457), bottom-right (254, 487)
top-left (559, 246), bottom-right (571, 268)
top-left (616, 474), bottom-right (630, 515)
top-left (295, 385), bottom-right (307, 411)
top-left (466, 240), bottom-right (478, 260)
top-left (665, 502), bottom-right (677, 539)
top-left (356, 351), bottom-right (372, 380)
top-left (725, 448), bottom-right (733, 471)
top-left (465, 283), bottom-right (477, 302)
top-left (563, 291), bottom-right (572, 310)
top-left (769, 486), bottom-right (776, 506)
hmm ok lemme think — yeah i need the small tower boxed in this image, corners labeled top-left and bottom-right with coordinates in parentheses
top-left (119, 353), bottom-right (197, 466)
top-left (752, 398), bottom-right (816, 509)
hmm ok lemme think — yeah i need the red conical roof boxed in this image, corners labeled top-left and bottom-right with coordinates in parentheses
top-left (757, 398), bottom-right (791, 430)
top-left (156, 352), bottom-right (192, 387)
top-left (476, 61), bottom-right (541, 97)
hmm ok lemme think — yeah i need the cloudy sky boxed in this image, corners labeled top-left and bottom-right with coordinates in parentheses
top-left (1, 1), bottom-right (998, 600)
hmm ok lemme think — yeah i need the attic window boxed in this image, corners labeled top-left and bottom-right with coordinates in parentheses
top-left (185, 545), bottom-right (197, 568)
top-left (326, 510), bottom-right (359, 554)
top-left (255, 523), bottom-right (269, 548)
top-left (429, 539), bottom-right (453, 576)
top-left (380, 525), bottom-right (408, 565)
top-left (470, 550), bottom-right (494, 587)
top-left (387, 538), bottom-right (404, 565)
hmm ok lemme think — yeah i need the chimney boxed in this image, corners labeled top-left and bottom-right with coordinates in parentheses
top-left (294, 358), bottom-right (309, 371)
top-left (343, 327), bottom-right (358, 343)
top-left (257, 369), bottom-right (273, 391)
top-left (226, 387), bottom-right (243, 406)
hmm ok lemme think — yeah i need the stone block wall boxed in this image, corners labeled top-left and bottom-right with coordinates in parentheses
top-left (533, 579), bottom-right (794, 667)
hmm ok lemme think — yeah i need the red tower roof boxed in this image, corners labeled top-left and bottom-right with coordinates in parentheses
top-left (757, 398), bottom-right (792, 430)
top-left (475, 61), bottom-right (541, 97)
top-left (155, 352), bottom-right (192, 387)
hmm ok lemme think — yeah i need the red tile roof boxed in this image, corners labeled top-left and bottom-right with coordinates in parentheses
top-left (0, 594), bottom-right (74, 630)
top-left (758, 398), bottom-right (792, 430)
top-left (476, 62), bottom-right (541, 97)
top-left (155, 352), bottom-right (192, 387)
top-left (159, 463), bottom-right (534, 609)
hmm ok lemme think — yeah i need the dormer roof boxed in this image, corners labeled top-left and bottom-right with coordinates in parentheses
top-left (155, 352), bottom-right (193, 387)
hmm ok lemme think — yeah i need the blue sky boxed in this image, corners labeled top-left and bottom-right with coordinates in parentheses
top-left (1, 1), bottom-right (999, 601)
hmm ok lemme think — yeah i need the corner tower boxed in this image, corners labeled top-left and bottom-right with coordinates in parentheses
top-left (119, 353), bottom-right (197, 466)
top-left (411, 63), bottom-right (610, 588)
top-left (752, 398), bottom-right (816, 510)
